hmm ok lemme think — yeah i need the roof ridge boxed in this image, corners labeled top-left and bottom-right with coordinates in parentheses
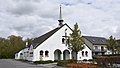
top-left (82, 36), bottom-right (106, 39)
top-left (33, 24), bottom-right (66, 40)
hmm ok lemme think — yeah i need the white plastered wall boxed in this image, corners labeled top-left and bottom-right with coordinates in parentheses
top-left (33, 25), bottom-right (72, 61)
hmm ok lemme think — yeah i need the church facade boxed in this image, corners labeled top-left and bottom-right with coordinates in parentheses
top-left (15, 23), bottom-right (92, 61)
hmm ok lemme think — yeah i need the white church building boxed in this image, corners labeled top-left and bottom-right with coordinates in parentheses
top-left (15, 6), bottom-right (93, 61)
top-left (15, 23), bottom-right (93, 61)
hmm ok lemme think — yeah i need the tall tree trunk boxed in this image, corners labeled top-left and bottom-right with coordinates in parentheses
top-left (112, 49), bottom-right (114, 55)
top-left (72, 51), bottom-right (77, 60)
top-left (75, 52), bottom-right (78, 60)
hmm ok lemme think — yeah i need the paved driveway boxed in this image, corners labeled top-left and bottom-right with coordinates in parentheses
top-left (0, 59), bottom-right (67, 68)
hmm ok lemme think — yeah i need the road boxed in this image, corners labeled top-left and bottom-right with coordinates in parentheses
top-left (0, 59), bottom-right (67, 68)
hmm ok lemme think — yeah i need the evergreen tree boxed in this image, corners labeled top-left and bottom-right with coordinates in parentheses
top-left (68, 23), bottom-right (84, 60)
top-left (106, 36), bottom-right (118, 54)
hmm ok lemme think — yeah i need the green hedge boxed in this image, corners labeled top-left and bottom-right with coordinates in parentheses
top-left (102, 54), bottom-right (120, 56)
top-left (57, 59), bottom-right (77, 66)
top-left (96, 56), bottom-right (120, 68)
top-left (34, 60), bottom-right (54, 64)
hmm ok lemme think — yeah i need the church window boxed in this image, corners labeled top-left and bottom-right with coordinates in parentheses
top-left (40, 50), bottom-right (43, 57)
top-left (20, 53), bottom-right (23, 55)
top-left (82, 51), bottom-right (84, 57)
top-left (85, 51), bottom-right (88, 57)
top-left (45, 51), bottom-right (49, 57)
top-left (62, 38), bottom-right (65, 44)
top-left (95, 46), bottom-right (98, 49)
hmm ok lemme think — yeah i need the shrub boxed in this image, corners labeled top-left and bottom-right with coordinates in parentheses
top-left (57, 60), bottom-right (69, 66)
top-left (57, 59), bottom-right (77, 66)
top-left (54, 60), bottom-right (59, 62)
top-left (34, 60), bottom-right (54, 64)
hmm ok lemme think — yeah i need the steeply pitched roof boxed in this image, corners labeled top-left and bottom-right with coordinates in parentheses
top-left (82, 36), bottom-right (107, 45)
top-left (32, 24), bottom-right (72, 49)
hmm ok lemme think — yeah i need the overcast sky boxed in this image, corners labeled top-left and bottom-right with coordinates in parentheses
top-left (0, 0), bottom-right (120, 39)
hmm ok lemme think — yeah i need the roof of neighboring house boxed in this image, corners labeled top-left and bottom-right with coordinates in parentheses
top-left (0, 37), bottom-right (5, 41)
top-left (117, 39), bottom-right (120, 44)
top-left (32, 24), bottom-right (72, 49)
top-left (82, 36), bottom-right (107, 45)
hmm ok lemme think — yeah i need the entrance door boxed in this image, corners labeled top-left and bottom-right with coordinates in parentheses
top-left (63, 50), bottom-right (70, 60)
top-left (54, 49), bottom-right (62, 60)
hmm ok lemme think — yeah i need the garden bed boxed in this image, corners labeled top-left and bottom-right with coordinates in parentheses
top-left (66, 63), bottom-right (97, 68)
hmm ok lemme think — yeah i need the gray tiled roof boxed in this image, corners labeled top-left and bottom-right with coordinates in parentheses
top-left (32, 24), bottom-right (72, 49)
top-left (82, 36), bottom-right (107, 45)
top-left (117, 39), bottom-right (120, 44)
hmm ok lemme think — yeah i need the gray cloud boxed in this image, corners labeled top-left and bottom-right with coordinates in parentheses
top-left (0, 0), bottom-right (120, 39)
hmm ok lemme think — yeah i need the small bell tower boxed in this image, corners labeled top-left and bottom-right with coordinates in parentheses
top-left (58, 5), bottom-right (64, 27)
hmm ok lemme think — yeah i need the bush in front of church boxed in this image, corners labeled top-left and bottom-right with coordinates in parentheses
top-left (57, 59), bottom-right (77, 66)
top-left (34, 60), bottom-right (54, 64)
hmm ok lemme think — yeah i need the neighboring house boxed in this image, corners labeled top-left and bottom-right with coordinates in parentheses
top-left (15, 47), bottom-right (29, 60)
top-left (15, 49), bottom-right (23, 59)
top-left (116, 39), bottom-right (120, 54)
top-left (82, 36), bottom-right (107, 58)
top-left (117, 40), bottom-right (120, 44)
top-left (77, 44), bottom-right (92, 60)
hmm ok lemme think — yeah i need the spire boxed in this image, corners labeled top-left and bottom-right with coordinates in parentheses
top-left (58, 5), bottom-right (64, 27)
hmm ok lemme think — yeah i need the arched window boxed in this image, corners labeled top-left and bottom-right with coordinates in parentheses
top-left (20, 53), bottom-right (23, 55)
top-left (62, 38), bottom-right (65, 44)
top-left (40, 50), bottom-right (43, 57)
top-left (45, 51), bottom-right (49, 57)
top-left (82, 51), bottom-right (84, 57)
top-left (85, 51), bottom-right (88, 57)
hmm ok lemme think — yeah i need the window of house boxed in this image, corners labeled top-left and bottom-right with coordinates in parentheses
top-left (24, 52), bottom-right (26, 54)
top-left (16, 54), bottom-right (18, 56)
top-left (40, 50), bottom-right (43, 57)
top-left (95, 46), bottom-right (98, 49)
top-left (82, 51), bottom-right (84, 57)
top-left (27, 51), bottom-right (29, 53)
top-left (30, 52), bottom-right (33, 57)
top-left (45, 51), bottom-right (49, 57)
top-left (101, 46), bottom-right (104, 51)
top-left (95, 52), bottom-right (98, 55)
top-left (85, 51), bottom-right (88, 57)
top-left (92, 39), bottom-right (95, 42)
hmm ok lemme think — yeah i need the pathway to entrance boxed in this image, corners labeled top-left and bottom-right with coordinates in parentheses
top-left (0, 59), bottom-right (68, 68)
